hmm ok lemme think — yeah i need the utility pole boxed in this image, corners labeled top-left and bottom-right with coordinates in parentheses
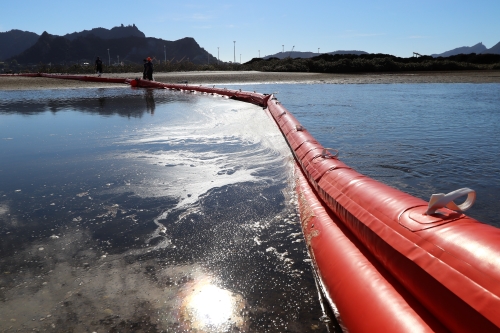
top-left (282, 45), bottom-right (284, 53)
top-left (233, 41), bottom-right (236, 63)
top-left (318, 48), bottom-right (320, 54)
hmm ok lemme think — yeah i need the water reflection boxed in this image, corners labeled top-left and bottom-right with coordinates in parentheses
top-left (179, 275), bottom-right (246, 332)
top-left (0, 88), bottom-right (173, 118)
top-left (145, 89), bottom-right (156, 114)
top-left (0, 88), bottom-right (332, 332)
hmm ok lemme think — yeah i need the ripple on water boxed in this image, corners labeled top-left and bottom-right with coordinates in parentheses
top-left (0, 87), bottom-right (332, 332)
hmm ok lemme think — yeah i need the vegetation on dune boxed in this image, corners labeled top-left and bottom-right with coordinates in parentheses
top-left (2, 53), bottom-right (500, 74)
top-left (239, 53), bottom-right (500, 73)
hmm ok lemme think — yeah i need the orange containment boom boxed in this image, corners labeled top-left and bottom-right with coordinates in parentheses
top-left (1, 73), bottom-right (128, 83)
top-left (265, 95), bottom-right (500, 333)
top-left (9, 74), bottom-right (500, 332)
top-left (128, 78), bottom-right (271, 107)
top-left (295, 163), bottom-right (449, 333)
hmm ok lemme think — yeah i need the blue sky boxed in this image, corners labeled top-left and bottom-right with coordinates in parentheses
top-left (2, 0), bottom-right (499, 62)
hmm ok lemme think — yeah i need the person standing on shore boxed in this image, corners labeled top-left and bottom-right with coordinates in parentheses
top-left (95, 57), bottom-right (103, 77)
top-left (145, 57), bottom-right (154, 81)
top-left (142, 59), bottom-right (147, 79)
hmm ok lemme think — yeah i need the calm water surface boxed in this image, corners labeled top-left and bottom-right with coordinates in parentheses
top-left (1, 83), bottom-right (499, 332)
top-left (0, 88), bottom-right (325, 332)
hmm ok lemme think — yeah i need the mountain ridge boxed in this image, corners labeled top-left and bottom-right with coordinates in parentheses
top-left (3, 25), bottom-right (217, 65)
top-left (0, 29), bottom-right (39, 61)
top-left (431, 42), bottom-right (488, 57)
top-left (63, 24), bottom-right (145, 40)
top-left (486, 41), bottom-right (500, 55)
top-left (1, 25), bottom-right (500, 64)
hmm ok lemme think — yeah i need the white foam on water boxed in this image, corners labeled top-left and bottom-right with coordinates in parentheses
top-left (116, 98), bottom-right (289, 202)
top-left (108, 94), bottom-right (293, 246)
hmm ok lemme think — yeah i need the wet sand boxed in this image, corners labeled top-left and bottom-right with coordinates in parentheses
top-left (1, 70), bottom-right (500, 90)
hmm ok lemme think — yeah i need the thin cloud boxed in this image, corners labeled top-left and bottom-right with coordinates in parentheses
top-left (338, 31), bottom-right (386, 38)
top-left (183, 3), bottom-right (233, 10)
top-left (166, 12), bottom-right (214, 22)
top-left (193, 25), bottom-right (213, 30)
top-left (190, 13), bottom-right (213, 21)
top-left (407, 35), bottom-right (431, 39)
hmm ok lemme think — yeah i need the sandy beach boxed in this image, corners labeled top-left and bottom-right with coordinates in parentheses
top-left (1, 70), bottom-right (500, 90)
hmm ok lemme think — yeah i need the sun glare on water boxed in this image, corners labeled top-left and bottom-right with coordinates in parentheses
top-left (191, 284), bottom-right (234, 325)
top-left (179, 276), bottom-right (246, 332)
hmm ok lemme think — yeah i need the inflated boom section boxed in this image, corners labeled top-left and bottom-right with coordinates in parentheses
top-left (266, 96), bottom-right (500, 333)
top-left (295, 164), bottom-right (449, 333)
top-left (128, 78), bottom-right (271, 106)
top-left (11, 74), bottom-right (500, 332)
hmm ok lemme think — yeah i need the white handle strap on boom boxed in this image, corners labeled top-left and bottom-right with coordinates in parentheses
top-left (321, 148), bottom-right (339, 159)
top-left (425, 188), bottom-right (476, 215)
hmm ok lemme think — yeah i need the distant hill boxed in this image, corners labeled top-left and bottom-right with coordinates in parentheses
top-left (327, 50), bottom-right (369, 56)
top-left (64, 24), bottom-right (145, 40)
top-left (263, 50), bottom-right (368, 60)
top-left (484, 41), bottom-right (500, 54)
top-left (6, 25), bottom-right (217, 65)
top-left (242, 52), bottom-right (500, 73)
top-left (431, 42), bottom-right (500, 57)
top-left (431, 42), bottom-right (487, 57)
top-left (0, 29), bottom-right (39, 61)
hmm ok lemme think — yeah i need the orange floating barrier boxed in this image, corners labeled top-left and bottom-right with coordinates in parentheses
top-left (295, 163), bottom-right (449, 333)
top-left (266, 95), bottom-right (500, 333)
